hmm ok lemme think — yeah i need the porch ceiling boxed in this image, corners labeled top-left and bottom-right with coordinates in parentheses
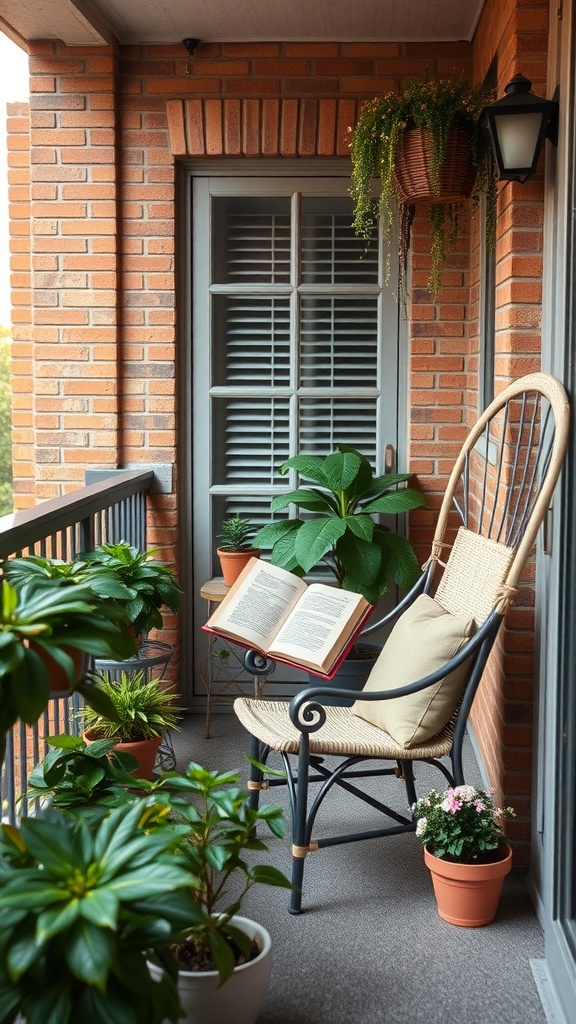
top-left (0, 0), bottom-right (486, 48)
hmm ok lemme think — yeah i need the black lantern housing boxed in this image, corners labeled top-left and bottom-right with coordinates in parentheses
top-left (482, 74), bottom-right (559, 182)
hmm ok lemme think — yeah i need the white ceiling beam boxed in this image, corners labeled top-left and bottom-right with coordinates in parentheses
top-left (66, 0), bottom-right (115, 45)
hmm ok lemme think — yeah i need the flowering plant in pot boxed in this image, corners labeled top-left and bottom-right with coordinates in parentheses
top-left (216, 514), bottom-right (260, 587)
top-left (148, 762), bottom-right (292, 1024)
top-left (412, 784), bottom-right (516, 926)
top-left (349, 70), bottom-right (496, 302)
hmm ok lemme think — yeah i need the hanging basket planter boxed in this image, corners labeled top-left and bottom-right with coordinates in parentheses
top-left (393, 126), bottom-right (477, 205)
top-left (349, 71), bottom-right (496, 305)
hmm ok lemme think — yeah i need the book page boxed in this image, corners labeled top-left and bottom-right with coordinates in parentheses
top-left (206, 558), bottom-right (307, 650)
top-left (267, 583), bottom-right (367, 670)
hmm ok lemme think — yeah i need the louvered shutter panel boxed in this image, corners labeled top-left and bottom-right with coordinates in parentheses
top-left (207, 189), bottom-right (388, 550)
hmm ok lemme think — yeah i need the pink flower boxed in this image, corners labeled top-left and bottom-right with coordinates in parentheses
top-left (441, 793), bottom-right (462, 814)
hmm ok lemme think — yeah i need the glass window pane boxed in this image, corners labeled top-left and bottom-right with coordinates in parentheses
top-left (298, 397), bottom-right (378, 464)
top-left (211, 397), bottom-right (290, 487)
top-left (213, 296), bottom-right (291, 387)
top-left (300, 296), bottom-right (378, 387)
top-left (213, 196), bottom-right (291, 284)
top-left (301, 197), bottom-right (378, 283)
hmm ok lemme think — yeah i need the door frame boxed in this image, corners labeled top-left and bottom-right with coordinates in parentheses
top-left (177, 159), bottom-right (409, 708)
top-left (534, 2), bottom-right (576, 1019)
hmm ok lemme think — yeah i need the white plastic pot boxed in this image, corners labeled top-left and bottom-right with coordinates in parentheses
top-left (148, 915), bottom-right (272, 1024)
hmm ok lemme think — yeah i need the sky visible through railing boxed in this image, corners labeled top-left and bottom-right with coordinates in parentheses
top-left (0, 34), bottom-right (29, 328)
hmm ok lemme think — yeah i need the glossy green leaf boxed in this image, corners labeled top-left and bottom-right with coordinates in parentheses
top-left (78, 887), bottom-right (119, 929)
top-left (363, 487), bottom-right (428, 514)
top-left (37, 898), bottom-right (81, 940)
top-left (343, 513), bottom-right (374, 542)
top-left (293, 518), bottom-right (347, 572)
top-left (5, 917), bottom-right (39, 980)
top-left (277, 454), bottom-right (328, 485)
top-left (269, 488), bottom-right (335, 513)
top-left (323, 450), bottom-right (362, 493)
top-left (65, 918), bottom-right (114, 988)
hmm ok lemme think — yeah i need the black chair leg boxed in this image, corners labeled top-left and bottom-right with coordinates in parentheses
top-left (288, 739), bottom-right (312, 914)
top-left (248, 733), bottom-right (264, 812)
top-left (400, 759), bottom-right (417, 808)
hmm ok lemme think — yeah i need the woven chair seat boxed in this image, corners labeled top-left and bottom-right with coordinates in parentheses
top-left (234, 698), bottom-right (454, 760)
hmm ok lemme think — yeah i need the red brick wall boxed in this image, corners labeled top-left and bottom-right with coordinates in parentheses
top-left (7, 18), bottom-right (551, 857)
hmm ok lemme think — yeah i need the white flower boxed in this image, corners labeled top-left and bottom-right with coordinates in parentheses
top-left (453, 785), bottom-right (477, 802)
top-left (415, 818), bottom-right (427, 837)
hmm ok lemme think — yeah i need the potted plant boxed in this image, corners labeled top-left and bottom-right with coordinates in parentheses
top-left (0, 799), bottom-right (200, 1024)
top-left (252, 446), bottom-right (426, 701)
top-left (216, 513), bottom-right (261, 587)
top-left (253, 447), bottom-right (425, 604)
top-left (78, 541), bottom-right (183, 643)
top-left (349, 70), bottom-right (496, 302)
top-left (80, 668), bottom-right (184, 779)
top-left (148, 762), bottom-right (292, 1024)
top-left (25, 733), bottom-right (152, 821)
top-left (412, 784), bottom-right (516, 926)
top-left (0, 578), bottom-right (137, 766)
top-left (1, 555), bottom-right (143, 689)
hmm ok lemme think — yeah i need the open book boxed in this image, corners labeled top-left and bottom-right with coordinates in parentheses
top-left (203, 558), bottom-right (373, 679)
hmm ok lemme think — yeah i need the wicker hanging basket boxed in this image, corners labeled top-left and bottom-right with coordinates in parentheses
top-left (393, 125), bottom-right (477, 205)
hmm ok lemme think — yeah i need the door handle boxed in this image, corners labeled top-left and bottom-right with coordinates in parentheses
top-left (384, 444), bottom-right (396, 473)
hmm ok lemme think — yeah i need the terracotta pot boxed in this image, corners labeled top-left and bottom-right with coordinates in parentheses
top-left (393, 126), bottom-right (477, 205)
top-left (148, 915), bottom-right (271, 1024)
top-left (31, 642), bottom-right (86, 693)
top-left (83, 728), bottom-right (161, 780)
top-left (424, 844), bottom-right (513, 927)
top-left (217, 549), bottom-right (261, 588)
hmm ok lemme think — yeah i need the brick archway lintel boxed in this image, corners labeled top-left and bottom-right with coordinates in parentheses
top-left (165, 98), bottom-right (359, 159)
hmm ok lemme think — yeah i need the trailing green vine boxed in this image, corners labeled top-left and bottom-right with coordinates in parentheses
top-left (349, 70), bottom-right (496, 307)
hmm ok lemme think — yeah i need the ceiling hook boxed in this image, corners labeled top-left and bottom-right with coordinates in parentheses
top-left (182, 38), bottom-right (201, 75)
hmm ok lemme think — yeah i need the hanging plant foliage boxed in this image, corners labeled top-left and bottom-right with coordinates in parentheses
top-left (349, 70), bottom-right (496, 306)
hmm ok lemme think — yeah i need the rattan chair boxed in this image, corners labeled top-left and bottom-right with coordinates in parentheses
top-left (233, 373), bottom-right (570, 913)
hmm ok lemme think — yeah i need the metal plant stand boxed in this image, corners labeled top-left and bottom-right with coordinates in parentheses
top-left (94, 639), bottom-right (176, 771)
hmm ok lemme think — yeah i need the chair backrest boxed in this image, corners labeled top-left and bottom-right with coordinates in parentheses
top-left (424, 373), bottom-right (569, 620)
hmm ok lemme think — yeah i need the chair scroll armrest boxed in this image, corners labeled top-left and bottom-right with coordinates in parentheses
top-left (243, 650), bottom-right (277, 676)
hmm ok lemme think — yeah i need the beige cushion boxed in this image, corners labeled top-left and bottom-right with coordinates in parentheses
top-left (351, 594), bottom-right (476, 748)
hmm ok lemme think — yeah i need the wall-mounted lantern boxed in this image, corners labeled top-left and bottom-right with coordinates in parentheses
top-left (482, 74), bottom-right (559, 183)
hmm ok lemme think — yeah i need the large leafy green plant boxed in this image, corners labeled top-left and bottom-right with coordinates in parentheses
top-left (25, 734), bottom-right (150, 822)
top-left (22, 753), bottom-right (292, 990)
top-left (151, 763), bottom-right (292, 985)
top-left (253, 447), bottom-right (427, 605)
top-left (350, 70), bottom-right (495, 302)
top-left (0, 580), bottom-right (136, 766)
top-left (0, 800), bottom-right (199, 1024)
top-left (79, 542), bottom-right (183, 639)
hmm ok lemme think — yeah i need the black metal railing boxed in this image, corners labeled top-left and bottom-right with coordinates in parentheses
top-left (0, 470), bottom-right (154, 823)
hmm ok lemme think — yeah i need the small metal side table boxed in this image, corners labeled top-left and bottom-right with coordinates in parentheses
top-left (200, 579), bottom-right (275, 738)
